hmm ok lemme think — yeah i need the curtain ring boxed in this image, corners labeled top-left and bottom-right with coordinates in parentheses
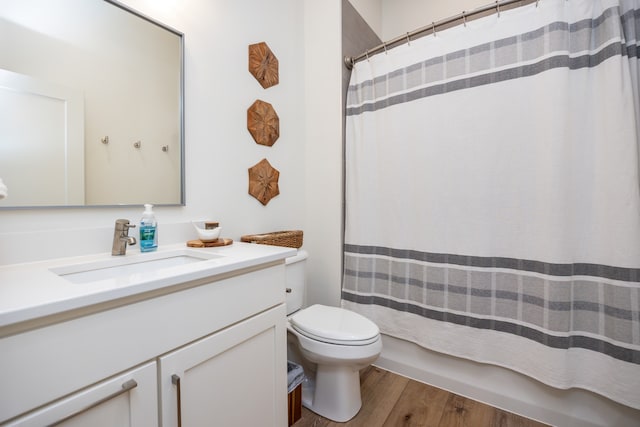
top-left (462, 11), bottom-right (467, 27)
top-left (432, 22), bottom-right (437, 37)
top-left (535, 0), bottom-right (539, 7)
top-left (383, 42), bottom-right (388, 55)
top-left (405, 32), bottom-right (411, 46)
top-left (496, 1), bottom-right (501, 18)
top-left (365, 49), bottom-right (370, 61)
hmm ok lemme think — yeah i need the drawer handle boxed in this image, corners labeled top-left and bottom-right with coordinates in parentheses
top-left (47, 379), bottom-right (137, 426)
top-left (172, 374), bottom-right (182, 427)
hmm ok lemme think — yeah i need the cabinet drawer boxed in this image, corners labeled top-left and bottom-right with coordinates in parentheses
top-left (5, 362), bottom-right (157, 427)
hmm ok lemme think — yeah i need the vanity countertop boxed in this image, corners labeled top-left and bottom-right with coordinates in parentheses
top-left (0, 242), bottom-right (296, 329)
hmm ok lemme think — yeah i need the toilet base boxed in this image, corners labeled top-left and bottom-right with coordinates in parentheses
top-left (302, 364), bottom-right (363, 422)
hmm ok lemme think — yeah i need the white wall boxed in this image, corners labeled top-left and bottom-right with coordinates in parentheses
top-left (346, 0), bottom-right (383, 38)
top-left (0, 0), bottom-right (308, 264)
top-left (348, 0), bottom-right (490, 41)
top-left (119, 0), bottom-right (307, 239)
top-left (303, 0), bottom-right (344, 307)
top-left (380, 0), bottom-right (488, 40)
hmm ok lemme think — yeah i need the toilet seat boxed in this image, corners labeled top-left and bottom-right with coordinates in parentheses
top-left (289, 304), bottom-right (379, 346)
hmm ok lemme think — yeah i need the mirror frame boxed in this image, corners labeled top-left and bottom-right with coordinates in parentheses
top-left (0, 0), bottom-right (185, 209)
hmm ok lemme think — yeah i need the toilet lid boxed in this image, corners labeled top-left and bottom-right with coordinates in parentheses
top-left (290, 304), bottom-right (379, 344)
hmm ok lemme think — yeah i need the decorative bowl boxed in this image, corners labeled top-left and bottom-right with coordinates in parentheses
top-left (192, 221), bottom-right (221, 242)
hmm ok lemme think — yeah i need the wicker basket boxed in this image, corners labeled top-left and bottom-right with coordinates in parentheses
top-left (241, 230), bottom-right (303, 248)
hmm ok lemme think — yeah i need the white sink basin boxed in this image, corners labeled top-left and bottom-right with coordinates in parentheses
top-left (50, 250), bottom-right (221, 285)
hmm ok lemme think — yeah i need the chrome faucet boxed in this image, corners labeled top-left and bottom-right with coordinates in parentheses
top-left (112, 219), bottom-right (137, 256)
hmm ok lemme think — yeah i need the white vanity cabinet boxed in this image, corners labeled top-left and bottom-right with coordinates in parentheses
top-left (0, 251), bottom-right (290, 426)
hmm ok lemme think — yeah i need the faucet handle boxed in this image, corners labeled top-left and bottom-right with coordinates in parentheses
top-left (115, 219), bottom-right (135, 231)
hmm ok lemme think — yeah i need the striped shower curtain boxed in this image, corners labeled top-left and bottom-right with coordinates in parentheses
top-left (342, 0), bottom-right (640, 409)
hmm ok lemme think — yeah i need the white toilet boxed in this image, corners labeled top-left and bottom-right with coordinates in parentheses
top-left (285, 250), bottom-right (382, 422)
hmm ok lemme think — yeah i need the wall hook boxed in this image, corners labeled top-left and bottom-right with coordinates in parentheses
top-left (101, 136), bottom-right (109, 145)
top-left (162, 145), bottom-right (169, 152)
top-left (133, 141), bottom-right (141, 149)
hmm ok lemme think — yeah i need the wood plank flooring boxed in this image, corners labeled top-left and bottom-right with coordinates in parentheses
top-left (293, 366), bottom-right (549, 427)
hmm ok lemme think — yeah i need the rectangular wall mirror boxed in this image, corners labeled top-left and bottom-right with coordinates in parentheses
top-left (0, 0), bottom-right (184, 208)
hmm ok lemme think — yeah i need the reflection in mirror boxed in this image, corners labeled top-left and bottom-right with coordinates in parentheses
top-left (0, 0), bottom-right (184, 208)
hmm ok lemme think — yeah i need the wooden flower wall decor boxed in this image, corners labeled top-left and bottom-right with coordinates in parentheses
top-left (247, 42), bottom-right (280, 205)
top-left (247, 99), bottom-right (279, 147)
top-left (248, 42), bottom-right (279, 89)
top-left (248, 158), bottom-right (280, 205)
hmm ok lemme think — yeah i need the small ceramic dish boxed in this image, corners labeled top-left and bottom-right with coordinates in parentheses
top-left (192, 221), bottom-right (221, 242)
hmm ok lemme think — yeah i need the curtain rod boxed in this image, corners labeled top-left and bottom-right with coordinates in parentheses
top-left (344, 0), bottom-right (535, 69)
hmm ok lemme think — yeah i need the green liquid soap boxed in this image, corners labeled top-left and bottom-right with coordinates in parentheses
top-left (140, 203), bottom-right (158, 252)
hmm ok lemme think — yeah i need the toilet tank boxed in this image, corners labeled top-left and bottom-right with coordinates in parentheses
top-left (285, 249), bottom-right (308, 315)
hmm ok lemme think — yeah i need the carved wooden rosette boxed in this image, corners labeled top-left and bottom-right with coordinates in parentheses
top-left (248, 158), bottom-right (280, 205)
top-left (248, 42), bottom-right (279, 89)
top-left (247, 100), bottom-right (279, 147)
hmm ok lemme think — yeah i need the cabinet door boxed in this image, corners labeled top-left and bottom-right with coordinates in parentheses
top-left (7, 361), bottom-right (157, 427)
top-left (160, 305), bottom-right (287, 427)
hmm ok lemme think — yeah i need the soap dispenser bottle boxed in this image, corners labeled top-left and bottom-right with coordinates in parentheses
top-left (139, 203), bottom-right (158, 252)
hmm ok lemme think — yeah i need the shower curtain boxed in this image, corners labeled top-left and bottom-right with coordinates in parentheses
top-left (342, 0), bottom-right (640, 409)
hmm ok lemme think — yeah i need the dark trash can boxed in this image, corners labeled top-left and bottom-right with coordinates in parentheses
top-left (287, 361), bottom-right (305, 426)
